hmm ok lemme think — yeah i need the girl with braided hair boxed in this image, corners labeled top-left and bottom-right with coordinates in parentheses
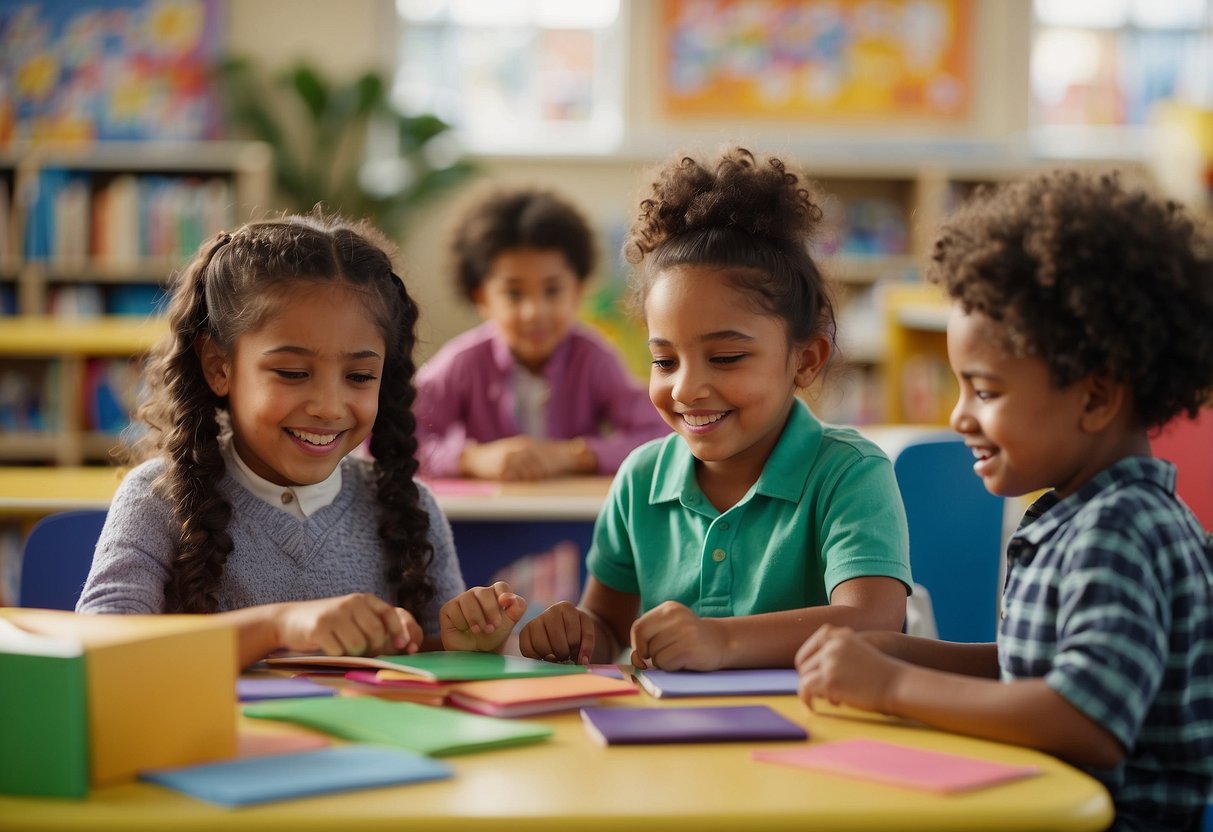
top-left (77, 213), bottom-right (525, 666)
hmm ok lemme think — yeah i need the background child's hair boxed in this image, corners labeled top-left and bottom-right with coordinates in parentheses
top-left (449, 184), bottom-right (597, 302)
top-left (622, 146), bottom-right (836, 351)
top-left (928, 168), bottom-right (1213, 429)
top-left (129, 213), bottom-right (436, 614)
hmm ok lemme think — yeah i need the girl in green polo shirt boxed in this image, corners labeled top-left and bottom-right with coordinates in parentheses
top-left (506, 146), bottom-right (913, 670)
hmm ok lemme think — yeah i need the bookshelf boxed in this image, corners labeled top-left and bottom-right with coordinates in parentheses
top-left (810, 158), bottom-right (1148, 426)
top-left (0, 141), bottom-right (271, 465)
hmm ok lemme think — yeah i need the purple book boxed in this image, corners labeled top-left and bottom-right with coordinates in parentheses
top-left (580, 705), bottom-right (807, 745)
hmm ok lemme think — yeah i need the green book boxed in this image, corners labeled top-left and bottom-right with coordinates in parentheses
top-left (264, 650), bottom-right (588, 682)
top-left (0, 624), bottom-right (88, 798)
top-left (243, 697), bottom-right (552, 756)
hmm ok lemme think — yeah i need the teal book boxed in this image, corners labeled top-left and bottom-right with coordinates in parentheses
top-left (243, 697), bottom-right (553, 756)
top-left (264, 650), bottom-right (587, 682)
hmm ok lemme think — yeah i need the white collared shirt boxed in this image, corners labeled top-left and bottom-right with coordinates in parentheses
top-left (221, 438), bottom-right (342, 521)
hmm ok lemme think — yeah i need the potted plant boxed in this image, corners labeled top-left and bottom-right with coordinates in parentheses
top-left (216, 57), bottom-right (475, 235)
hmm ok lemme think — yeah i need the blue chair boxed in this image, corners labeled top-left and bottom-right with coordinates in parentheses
top-left (18, 509), bottom-right (108, 610)
top-left (892, 434), bottom-right (1005, 643)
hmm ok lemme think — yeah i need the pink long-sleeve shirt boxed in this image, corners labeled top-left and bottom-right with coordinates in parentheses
top-left (414, 322), bottom-right (669, 477)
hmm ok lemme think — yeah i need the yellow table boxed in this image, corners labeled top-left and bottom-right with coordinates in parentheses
top-left (0, 690), bottom-right (1112, 831)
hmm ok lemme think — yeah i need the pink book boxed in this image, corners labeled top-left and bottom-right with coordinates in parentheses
top-left (753, 739), bottom-right (1039, 793)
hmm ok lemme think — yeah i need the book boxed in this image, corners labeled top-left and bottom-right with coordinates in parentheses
top-left (339, 670), bottom-right (453, 706)
top-left (580, 704), bottom-right (807, 746)
top-left (634, 668), bottom-right (800, 698)
top-left (448, 673), bottom-right (638, 717)
top-left (141, 745), bottom-right (452, 807)
top-left (264, 650), bottom-right (588, 682)
top-left (752, 739), bottom-right (1041, 794)
top-left (244, 696), bottom-right (553, 756)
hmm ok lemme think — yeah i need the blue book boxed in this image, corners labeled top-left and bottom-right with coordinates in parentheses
top-left (236, 676), bottom-right (336, 702)
top-left (634, 668), bottom-right (800, 698)
top-left (580, 704), bottom-right (807, 745)
top-left (140, 745), bottom-right (451, 806)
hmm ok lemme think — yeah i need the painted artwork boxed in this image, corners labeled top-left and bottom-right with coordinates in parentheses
top-left (0, 0), bottom-right (224, 145)
top-left (661, 0), bottom-right (971, 119)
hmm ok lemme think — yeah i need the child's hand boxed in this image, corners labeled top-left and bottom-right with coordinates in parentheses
top-left (276, 593), bottom-right (422, 657)
top-left (518, 601), bottom-right (596, 665)
top-left (629, 600), bottom-right (727, 670)
top-left (440, 581), bottom-right (528, 653)
top-left (794, 624), bottom-right (901, 714)
top-left (461, 437), bottom-right (553, 481)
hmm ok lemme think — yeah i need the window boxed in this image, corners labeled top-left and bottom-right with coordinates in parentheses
top-left (1030, 0), bottom-right (1212, 155)
top-left (393, 0), bottom-right (624, 155)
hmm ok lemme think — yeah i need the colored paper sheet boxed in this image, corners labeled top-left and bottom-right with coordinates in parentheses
top-left (265, 650), bottom-right (587, 682)
top-left (752, 739), bottom-right (1040, 793)
top-left (634, 668), bottom-right (800, 698)
top-left (580, 705), bottom-right (807, 745)
top-left (141, 745), bottom-right (451, 806)
top-left (244, 697), bottom-right (552, 755)
top-left (448, 673), bottom-right (638, 717)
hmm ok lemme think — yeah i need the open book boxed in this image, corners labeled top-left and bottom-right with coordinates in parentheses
top-left (264, 650), bottom-right (587, 682)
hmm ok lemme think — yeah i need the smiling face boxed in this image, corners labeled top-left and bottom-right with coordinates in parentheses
top-left (473, 247), bottom-right (585, 373)
top-left (946, 304), bottom-right (1109, 499)
top-left (200, 282), bottom-right (386, 487)
top-left (645, 265), bottom-right (828, 488)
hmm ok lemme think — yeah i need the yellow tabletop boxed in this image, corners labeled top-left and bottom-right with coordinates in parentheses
top-left (0, 468), bottom-right (614, 522)
top-left (0, 690), bottom-right (1112, 831)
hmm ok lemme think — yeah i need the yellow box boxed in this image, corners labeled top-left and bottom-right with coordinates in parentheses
top-left (0, 609), bottom-right (237, 789)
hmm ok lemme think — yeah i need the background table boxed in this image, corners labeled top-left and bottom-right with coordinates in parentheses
top-left (0, 685), bottom-right (1112, 831)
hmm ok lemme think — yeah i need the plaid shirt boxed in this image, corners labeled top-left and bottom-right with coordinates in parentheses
top-left (1000, 457), bottom-right (1213, 832)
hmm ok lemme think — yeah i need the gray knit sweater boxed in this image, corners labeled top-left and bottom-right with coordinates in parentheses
top-left (76, 456), bottom-right (465, 635)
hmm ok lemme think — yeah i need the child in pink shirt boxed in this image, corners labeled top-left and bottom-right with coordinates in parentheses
top-left (415, 186), bottom-right (668, 480)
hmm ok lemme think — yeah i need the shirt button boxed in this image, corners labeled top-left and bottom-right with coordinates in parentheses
top-left (718, 521), bottom-right (730, 531)
top-left (712, 548), bottom-right (726, 563)
top-left (281, 492), bottom-right (294, 505)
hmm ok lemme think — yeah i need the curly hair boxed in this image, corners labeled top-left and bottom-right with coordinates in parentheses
top-left (622, 146), bottom-right (835, 347)
top-left (127, 214), bottom-right (435, 614)
top-left (928, 169), bottom-right (1213, 429)
top-left (449, 185), bottom-right (596, 303)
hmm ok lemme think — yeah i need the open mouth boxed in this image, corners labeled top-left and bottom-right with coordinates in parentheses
top-left (286, 428), bottom-right (341, 447)
top-left (682, 411), bottom-right (729, 428)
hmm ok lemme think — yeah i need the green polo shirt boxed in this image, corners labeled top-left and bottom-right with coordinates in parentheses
top-left (587, 400), bottom-right (911, 617)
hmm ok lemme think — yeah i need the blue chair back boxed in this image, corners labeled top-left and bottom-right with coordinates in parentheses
top-left (19, 509), bottom-right (108, 610)
top-left (893, 435), bottom-right (1005, 642)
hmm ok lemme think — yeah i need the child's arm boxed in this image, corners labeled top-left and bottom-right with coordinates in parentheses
top-left (518, 577), bottom-right (640, 665)
top-left (439, 581), bottom-right (528, 652)
top-left (795, 625), bottom-right (1124, 770)
top-left (856, 629), bottom-right (1000, 678)
top-left (629, 575), bottom-right (906, 670)
top-left (218, 593), bottom-right (424, 670)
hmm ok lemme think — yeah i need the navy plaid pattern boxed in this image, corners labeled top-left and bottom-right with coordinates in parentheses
top-left (1000, 457), bottom-right (1212, 831)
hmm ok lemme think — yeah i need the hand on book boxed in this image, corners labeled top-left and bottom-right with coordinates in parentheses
top-left (630, 601), bottom-right (728, 671)
top-left (275, 594), bottom-right (423, 658)
top-left (518, 600), bottom-right (598, 666)
top-left (440, 581), bottom-right (528, 654)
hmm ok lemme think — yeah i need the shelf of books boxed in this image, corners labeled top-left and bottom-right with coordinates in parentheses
top-left (0, 141), bottom-right (270, 465)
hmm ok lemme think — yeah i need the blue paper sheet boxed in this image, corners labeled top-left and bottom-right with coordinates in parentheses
top-left (140, 745), bottom-right (452, 806)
